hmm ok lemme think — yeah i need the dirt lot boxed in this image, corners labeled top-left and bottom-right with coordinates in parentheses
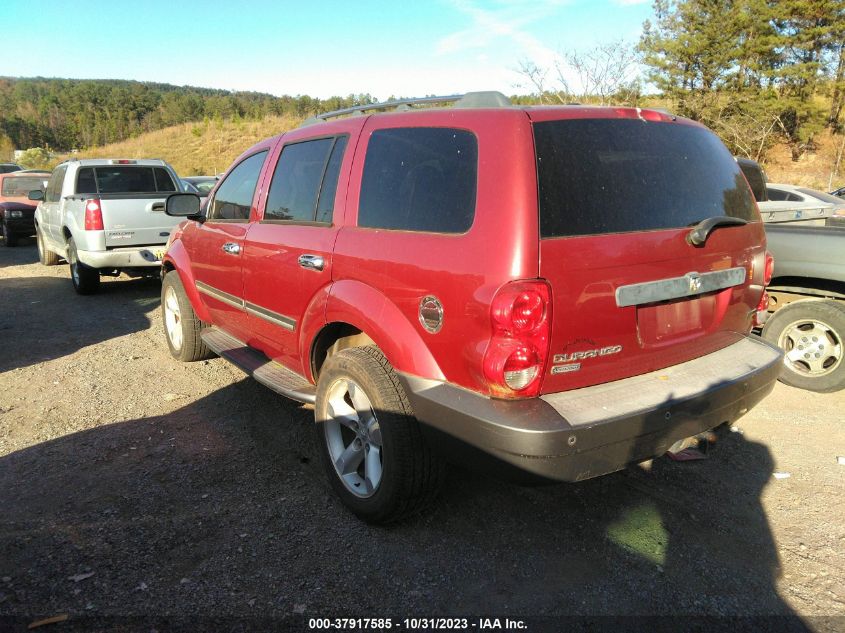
top-left (1, 239), bottom-right (843, 632)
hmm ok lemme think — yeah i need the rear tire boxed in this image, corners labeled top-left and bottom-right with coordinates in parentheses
top-left (2, 223), bottom-right (17, 247)
top-left (315, 346), bottom-right (445, 523)
top-left (161, 271), bottom-right (213, 362)
top-left (67, 237), bottom-right (100, 295)
top-left (36, 226), bottom-right (60, 265)
top-left (762, 299), bottom-right (845, 393)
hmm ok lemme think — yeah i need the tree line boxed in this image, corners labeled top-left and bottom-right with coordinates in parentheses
top-left (520, 0), bottom-right (844, 163)
top-left (0, 77), bottom-right (374, 155)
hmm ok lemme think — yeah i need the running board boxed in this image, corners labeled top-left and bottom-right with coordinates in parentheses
top-left (201, 327), bottom-right (316, 404)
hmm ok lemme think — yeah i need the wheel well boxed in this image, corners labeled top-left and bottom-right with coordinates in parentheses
top-left (62, 227), bottom-right (72, 241)
top-left (769, 276), bottom-right (845, 306)
top-left (311, 323), bottom-right (376, 379)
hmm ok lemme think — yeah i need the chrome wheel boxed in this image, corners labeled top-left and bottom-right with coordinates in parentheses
top-left (779, 318), bottom-right (843, 377)
top-left (37, 230), bottom-right (44, 258)
top-left (324, 378), bottom-right (383, 498)
top-left (163, 285), bottom-right (183, 351)
top-left (68, 249), bottom-right (80, 285)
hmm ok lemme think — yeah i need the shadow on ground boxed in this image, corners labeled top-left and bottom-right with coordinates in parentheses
top-left (0, 244), bottom-right (158, 373)
top-left (0, 377), bottom-right (814, 631)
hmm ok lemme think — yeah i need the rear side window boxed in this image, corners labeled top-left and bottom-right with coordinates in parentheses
top-left (358, 127), bottom-right (477, 233)
top-left (535, 119), bottom-right (757, 238)
top-left (154, 168), bottom-right (177, 192)
top-left (265, 138), bottom-right (332, 222)
top-left (45, 165), bottom-right (68, 202)
top-left (208, 151), bottom-right (268, 221)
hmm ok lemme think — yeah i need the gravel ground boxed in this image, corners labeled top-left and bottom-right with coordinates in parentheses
top-left (1, 239), bottom-right (843, 632)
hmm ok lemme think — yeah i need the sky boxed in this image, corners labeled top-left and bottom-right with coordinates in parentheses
top-left (0, 0), bottom-right (652, 99)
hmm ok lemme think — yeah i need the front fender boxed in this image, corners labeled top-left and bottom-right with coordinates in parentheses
top-left (325, 279), bottom-right (445, 381)
top-left (162, 240), bottom-right (212, 323)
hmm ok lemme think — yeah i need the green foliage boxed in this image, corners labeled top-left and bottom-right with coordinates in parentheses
top-left (0, 78), bottom-right (375, 152)
top-left (16, 147), bottom-right (51, 169)
top-left (640, 0), bottom-right (845, 160)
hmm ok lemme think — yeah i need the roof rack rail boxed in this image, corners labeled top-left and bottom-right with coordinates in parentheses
top-left (300, 91), bottom-right (512, 127)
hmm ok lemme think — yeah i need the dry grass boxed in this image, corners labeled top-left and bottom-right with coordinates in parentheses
top-left (763, 128), bottom-right (845, 191)
top-left (55, 115), bottom-right (300, 176)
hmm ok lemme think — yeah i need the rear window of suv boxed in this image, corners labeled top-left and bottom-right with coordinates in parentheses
top-left (534, 119), bottom-right (757, 238)
top-left (358, 127), bottom-right (477, 234)
top-left (76, 166), bottom-right (177, 194)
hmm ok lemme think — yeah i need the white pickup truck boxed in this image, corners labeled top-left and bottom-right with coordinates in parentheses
top-left (31, 159), bottom-right (186, 294)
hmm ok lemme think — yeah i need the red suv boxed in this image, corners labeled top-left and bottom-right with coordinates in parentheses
top-left (161, 92), bottom-right (782, 523)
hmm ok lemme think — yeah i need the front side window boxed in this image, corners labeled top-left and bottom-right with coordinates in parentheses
top-left (208, 151), bottom-right (268, 221)
top-left (358, 127), bottom-right (478, 233)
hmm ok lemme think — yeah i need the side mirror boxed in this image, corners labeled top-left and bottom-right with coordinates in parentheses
top-left (28, 190), bottom-right (44, 201)
top-left (165, 193), bottom-right (202, 218)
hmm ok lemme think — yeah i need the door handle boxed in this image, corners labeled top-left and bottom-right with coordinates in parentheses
top-left (222, 242), bottom-right (241, 255)
top-left (298, 254), bottom-right (324, 271)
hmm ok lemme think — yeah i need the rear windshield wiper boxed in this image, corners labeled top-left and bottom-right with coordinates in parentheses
top-left (686, 216), bottom-right (748, 246)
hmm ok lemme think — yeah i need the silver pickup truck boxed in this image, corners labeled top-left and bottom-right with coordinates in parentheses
top-left (31, 159), bottom-right (185, 294)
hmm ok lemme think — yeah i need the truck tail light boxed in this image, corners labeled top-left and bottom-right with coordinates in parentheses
top-left (763, 251), bottom-right (774, 285)
top-left (84, 199), bottom-right (104, 231)
top-left (483, 280), bottom-right (551, 398)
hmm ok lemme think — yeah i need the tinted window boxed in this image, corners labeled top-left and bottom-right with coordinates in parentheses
top-left (358, 127), bottom-right (477, 233)
top-left (535, 119), bottom-right (757, 238)
top-left (154, 168), bottom-right (177, 192)
top-left (265, 138), bottom-right (333, 221)
top-left (1, 176), bottom-right (47, 197)
top-left (77, 168), bottom-right (97, 194)
top-left (94, 166), bottom-right (156, 193)
top-left (766, 187), bottom-right (788, 201)
top-left (0, 165), bottom-right (22, 174)
top-left (209, 151), bottom-right (268, 221)
top-left (45, 165), bottom-right (68, 203)
top-left (316, 137), bottom-right (348, 223)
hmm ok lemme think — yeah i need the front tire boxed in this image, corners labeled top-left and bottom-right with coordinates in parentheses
top-left (36, 226), bottom-right (60, 265)
top-left (315, 346), bottom-right (445, 523)
top-left (161, 271), bottom-right (213, 362)
top-left (762, 299), bottom-right (845, 393)
top-left (67, 237), bottom-right (100, 295)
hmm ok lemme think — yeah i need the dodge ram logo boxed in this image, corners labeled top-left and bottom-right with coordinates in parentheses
top-left (687, 272), bottom-right (702, 293)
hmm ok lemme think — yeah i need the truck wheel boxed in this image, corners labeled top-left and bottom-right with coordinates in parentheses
top-left (315, 346), bottom-right (445, 523)
top-left (36, 226), bottom-right (60, 265)
top-left (161, 271), bottom-right (213, 362)
top-left (67, 237), bottom-right (100, 295)
top-left (2, 223), bottom-right (17, 247)
top-left (762, 299), bottom-right (845, 393)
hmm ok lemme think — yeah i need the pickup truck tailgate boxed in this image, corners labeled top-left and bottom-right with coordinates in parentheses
top-left (99, 195), bottom-right (180, 247)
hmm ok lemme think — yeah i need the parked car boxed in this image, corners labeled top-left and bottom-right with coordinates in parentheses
top-left (829, 186), bottom-right (844, 199)
top-left (182, 175), bottom-right (218, 195)
top-left (161, 93), bottom-right (782, 523)
top-left (737, 159), bottom-right (845, 392)
top-left (0, 163), bottom-right (23, 174)
top-left (0, 171), bottom-right (50, 246)
top-left (32, 158), bottom-right (185, 294)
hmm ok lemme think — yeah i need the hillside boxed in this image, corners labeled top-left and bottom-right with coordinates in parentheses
top-left (61, 115), bottom-right (300, 176)
top-left (64, 112), bottom-right (845, 189)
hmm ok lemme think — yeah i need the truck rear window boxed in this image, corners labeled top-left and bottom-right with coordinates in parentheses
top-left (76, 166), bottom-right (177, 194)
top-left (534, 119), bottom-right (757, 238)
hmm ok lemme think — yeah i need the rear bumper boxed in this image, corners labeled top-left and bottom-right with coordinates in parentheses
top-left (78, 246), bottom-right (165, 269)
top-left (400, 336), bottom-right (783, 482)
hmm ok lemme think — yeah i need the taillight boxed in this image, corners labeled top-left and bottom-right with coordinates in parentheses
top-left (763, 251), bottom-right (774, 286)
top-left (483, 280), bottom-right (551, 398)
top-left (84, 199), bottom-right (104, 231)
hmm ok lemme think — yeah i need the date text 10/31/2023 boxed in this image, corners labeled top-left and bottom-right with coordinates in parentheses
top-left (307, 618), bottom-right (528, 630)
